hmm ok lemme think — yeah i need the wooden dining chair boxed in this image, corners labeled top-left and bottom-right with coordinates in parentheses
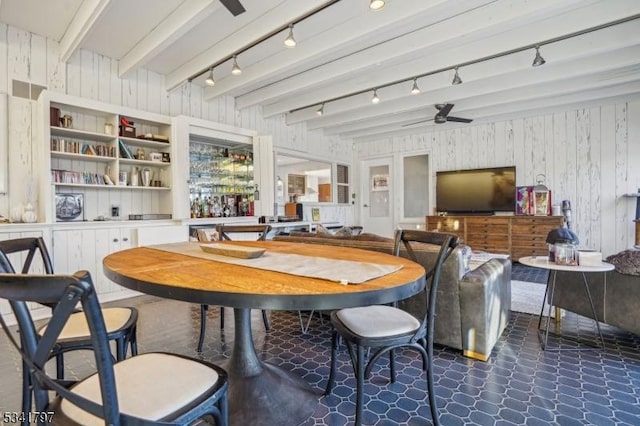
top-left (324, 229), bottom-right (459, 426)
top-left (197, 224), bottom-right (272, 352)
top-left (0, 237), bottom-right (138, 422)
top-left (0, 270), bottom-right (229, 425)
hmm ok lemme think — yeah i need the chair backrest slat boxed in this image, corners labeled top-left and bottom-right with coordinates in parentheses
top-left (392, 229), bottom-right (460, 338)
top-left (216, 224), bottom-right (272, 241)
top-left (0, 237), bottom-right (54, 274)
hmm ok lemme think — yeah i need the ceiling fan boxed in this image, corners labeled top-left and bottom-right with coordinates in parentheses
top-left (403, 103), bottom-right (473, 127)
top-left (219, 0), bottom-right (246, 16)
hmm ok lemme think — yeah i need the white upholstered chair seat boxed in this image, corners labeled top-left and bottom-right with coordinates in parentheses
top-left (38, 307), bottom-right (134, 339)
top-left (59, 353), bottom-right (220, 424)
top-left (336, 305), bottom-right (421, 338)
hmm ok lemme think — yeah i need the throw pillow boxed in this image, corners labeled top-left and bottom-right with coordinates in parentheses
top-left (315, 224), bottom-right (333, 235)
top-left (333, 227), bottom-right (354, 237)
top-left (605, 249), bottom-right (640, 276)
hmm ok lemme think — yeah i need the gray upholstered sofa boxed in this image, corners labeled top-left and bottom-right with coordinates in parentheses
top-left (550, 249), bottom-right (640, 336)
top-left (273, 231), bottom-right (511, 361)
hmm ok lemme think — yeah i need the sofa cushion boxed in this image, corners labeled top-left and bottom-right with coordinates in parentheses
top-left (605, 249), bottom-right (640, 276)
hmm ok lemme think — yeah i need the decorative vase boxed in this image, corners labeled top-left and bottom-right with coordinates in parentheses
top-left (142, 168), bottom-right (151, 187)
top-left (131, 167), bottom-right (139, 186)
top-left (21, 202), bottom-right (37, 223)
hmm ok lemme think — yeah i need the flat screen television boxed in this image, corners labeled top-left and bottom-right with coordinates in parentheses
top-left (436, 166), bottom-right (516, 214)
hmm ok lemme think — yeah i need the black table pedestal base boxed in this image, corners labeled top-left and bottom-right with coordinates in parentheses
top-left (224, 308), bottom-right (319, 426)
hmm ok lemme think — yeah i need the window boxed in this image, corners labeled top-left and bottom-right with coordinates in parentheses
top-left (337, 164), bottom-right (349, 204)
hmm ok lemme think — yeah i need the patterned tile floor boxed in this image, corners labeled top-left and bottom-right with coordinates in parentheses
top-left (1, 268), bottom-right (639, 425)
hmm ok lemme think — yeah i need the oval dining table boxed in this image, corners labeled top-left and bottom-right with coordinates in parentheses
top-left (103, 240), bottom-right (425, 426)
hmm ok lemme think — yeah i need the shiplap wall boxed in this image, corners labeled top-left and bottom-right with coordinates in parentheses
top-left (0, 23), bottom-right (353, 224)
top-left (356, 102), bottom-right (640, 256)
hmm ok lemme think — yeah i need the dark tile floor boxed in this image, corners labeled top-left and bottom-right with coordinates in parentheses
top-left (1, 267), bottom-right (639, 425)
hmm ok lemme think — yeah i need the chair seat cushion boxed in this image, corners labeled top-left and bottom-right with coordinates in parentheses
top-left (39, 307), bottom-right (134, 339)
top-left (59, 353), bottom-right (220, 424)
top-left (336, 305), bottom-right (421, 338)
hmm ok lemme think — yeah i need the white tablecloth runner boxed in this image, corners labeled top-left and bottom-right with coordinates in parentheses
top-left (150, 242), bottom-right (403, 285)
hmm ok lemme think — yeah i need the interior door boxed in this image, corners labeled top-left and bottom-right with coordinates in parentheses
top-left (360, 157), bottom-right (393, 238)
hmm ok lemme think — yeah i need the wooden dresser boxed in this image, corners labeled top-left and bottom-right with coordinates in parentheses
top-left (425, 215), bottom-right (564, 260)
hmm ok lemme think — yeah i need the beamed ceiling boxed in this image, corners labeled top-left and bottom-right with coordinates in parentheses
top-left (1, 0), bottom-right (639, 142)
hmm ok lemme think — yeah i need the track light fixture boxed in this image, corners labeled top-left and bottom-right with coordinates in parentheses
top-left (371, 89), bottom-right (380, 104)
top-left (316, 103), bottom-right (324, 116)
top-left (369, 0), bottom-right (385, 11)
top-left (451, 67), bottom-right (462, 85)
top-left (284, 24), bottom-right (297, 48)
top-left (204, 68), bottom-right (215, 86)
top-left (532, 46), bottom-right (546, 67)
top-left (231, 55), bottom-right (242, 75)
top-left (411, 78), bottom-right (421, 94)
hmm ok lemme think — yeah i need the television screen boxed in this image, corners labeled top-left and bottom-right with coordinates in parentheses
top-left (436, 166), bottom-right (516, 214)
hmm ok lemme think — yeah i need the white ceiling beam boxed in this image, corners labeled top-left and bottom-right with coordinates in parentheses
top-left (118, 0), bottom-right (220, 78)
top-left (164, 0), bottom-right (329, 92)
top-left (300, 49), bottom-right (640, 136)
top-left (237, 0), bottom-right (584, 111)
top-left (58, 0), bottom-right (112, 62)
top-left (264, 1), bottom-right (640, 117)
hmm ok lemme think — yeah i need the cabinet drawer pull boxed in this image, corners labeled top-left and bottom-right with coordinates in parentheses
top-left (123, 237), bottom-right (129, 242)
top-left (113, 238), bottom-right (119, 243)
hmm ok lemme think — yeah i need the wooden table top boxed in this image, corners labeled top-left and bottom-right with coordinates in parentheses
top-left (103, 241), bottom-right (426, 310)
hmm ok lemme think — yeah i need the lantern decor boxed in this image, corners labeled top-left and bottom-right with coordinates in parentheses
top-left (533, 174), bottom-right (551, 216)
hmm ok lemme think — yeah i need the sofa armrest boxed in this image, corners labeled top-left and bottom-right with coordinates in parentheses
top-left (458, 258), bottom-right (511, 361)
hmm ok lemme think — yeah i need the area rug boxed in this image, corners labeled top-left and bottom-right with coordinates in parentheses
top-left (511, 280), bottom-right (557, 318)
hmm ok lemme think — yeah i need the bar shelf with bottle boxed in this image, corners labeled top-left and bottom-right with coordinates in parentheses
top-left (189, 141), bottom-right (255, 218)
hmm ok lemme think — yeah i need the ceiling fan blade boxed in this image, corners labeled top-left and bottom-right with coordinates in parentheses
top-left (402, 118), bottom-right (433, 127)
top-left (446, 116), bottom-right (473, 123)
top-left (219, 0), bottom-right (246, 16)
top-left (437, 103), bottom-right (454, 117)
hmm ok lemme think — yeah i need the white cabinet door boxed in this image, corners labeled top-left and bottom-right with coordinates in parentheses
top-left (53, 227), bottom-right (135, 298)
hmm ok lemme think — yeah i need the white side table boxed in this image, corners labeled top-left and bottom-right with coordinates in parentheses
top-left (519, 256), bottom-right (614, 350)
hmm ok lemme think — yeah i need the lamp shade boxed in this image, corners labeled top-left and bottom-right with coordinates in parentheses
top-left (546, 227), bottom-right (579, 245)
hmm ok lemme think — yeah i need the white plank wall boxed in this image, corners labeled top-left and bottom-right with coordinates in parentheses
top-left (356, 102), bottom-right (640, 257)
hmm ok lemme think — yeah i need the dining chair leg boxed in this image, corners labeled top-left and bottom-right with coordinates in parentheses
top-left (389, 348), bottom-right (396, 383)
top-left (129, 327), bottom-right (138, 356)
top-left (116, 337), bottom-right (126, 361)
top-left (219, 306), bottom-right (225, 329)
top-left (21, 360), bottom-right (31, 426)
top-left (220, 388), bottom-right (229, 426)
top-left (197, 304), bottom-right (208, 352)
top-left (426, 336), bottom-right (440, 426)
top-left (324, 331), bottom-right (338, 396)
top-left (55, 353), bottom-right (64, 380)
top-left (262, 310), bottom-right (271, 331)
top-left (355, 345), bottom-right (365, 426)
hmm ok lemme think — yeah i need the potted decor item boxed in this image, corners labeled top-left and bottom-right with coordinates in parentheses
top-left (546, 226), bottom-right (579, 263)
